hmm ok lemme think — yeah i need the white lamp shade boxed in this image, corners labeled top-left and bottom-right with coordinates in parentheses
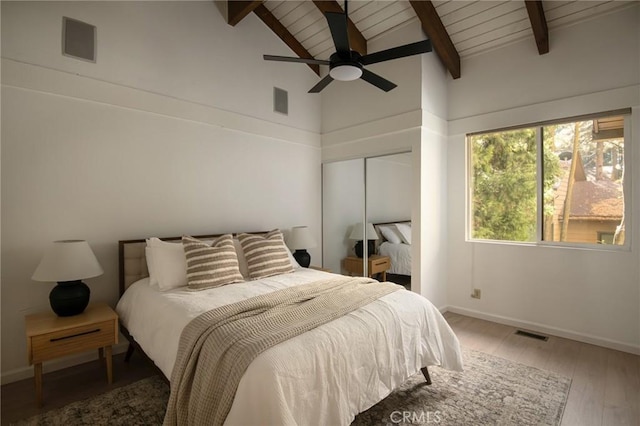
top-left (349, 223), bottom-right (379, 240)
top-left (288, 226), bottom-right (317, 250)
top-left (32, 240), bottom-right (103, 282)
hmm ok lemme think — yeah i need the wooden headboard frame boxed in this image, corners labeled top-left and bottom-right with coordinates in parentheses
top-left (372, 220), bottom-right (411, 228)
top-left (118, 232), bottom-right (265, 297)
top-left (372, 220), bottom-right (411, 233)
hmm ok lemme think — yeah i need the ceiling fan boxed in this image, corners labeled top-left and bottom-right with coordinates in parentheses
top-left (263, 0), bottom-right (433, 93)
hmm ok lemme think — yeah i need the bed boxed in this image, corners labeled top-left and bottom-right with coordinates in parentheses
top-left (374, 221), bottom-right (412, 276)
top-left (116, 231), bottom-right (462, 425)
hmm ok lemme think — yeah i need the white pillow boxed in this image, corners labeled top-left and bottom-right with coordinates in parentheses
top-left (378, 225), bottom-right (403, 244)
top-left (144, 246), bottom-right (158, 287)
top-left (233, 238), bottom-right (251, 279)
top-left (287, 248), bottom-right (301, 269)
top-left (394, 223), bottom-right (412, 245)
top-left (146, 238), bottom-right (188, 291)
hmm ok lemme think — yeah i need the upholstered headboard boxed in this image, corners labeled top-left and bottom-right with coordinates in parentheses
top-left (118, 232), bottom-right (264, 297)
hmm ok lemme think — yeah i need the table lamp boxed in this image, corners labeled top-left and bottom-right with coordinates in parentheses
top-left (288, 226), bottom-right (317, 268)
top-left (32, 240), bottom-right (103, 316)
top-left (349, 223), bottom-right (379, 258)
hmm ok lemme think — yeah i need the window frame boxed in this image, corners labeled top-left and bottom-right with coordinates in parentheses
top-left (466, 109), bottom-right (632, 252)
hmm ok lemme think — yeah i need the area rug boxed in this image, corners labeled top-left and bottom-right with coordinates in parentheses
top-left (13, 349), bottom-right (570, 426)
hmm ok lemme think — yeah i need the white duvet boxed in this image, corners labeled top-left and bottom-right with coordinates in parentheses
top-left (116, 268), bottom-right (463, 426)
top-left (379, 242), bottom-right (412, 276)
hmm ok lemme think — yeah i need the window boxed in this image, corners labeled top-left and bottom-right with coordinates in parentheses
top-left (469, 112), bottom-right (628, 247)
top-left (598, 232), bottom-right (615, 245)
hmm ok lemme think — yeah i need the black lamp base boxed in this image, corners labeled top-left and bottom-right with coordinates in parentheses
top-left (49, 280), bottom-right (90, 317)
top-left (293, 249), bottom-right (311, 268)
top-left (354, 240), bottom-right (376, 258)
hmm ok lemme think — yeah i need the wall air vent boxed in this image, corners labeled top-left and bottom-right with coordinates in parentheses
top-left (273, 87), bottom-right (288, 115)
top-left (515, 329), bottom-right (549, 341)
top-left (62, 17), bottom-right (96, 62)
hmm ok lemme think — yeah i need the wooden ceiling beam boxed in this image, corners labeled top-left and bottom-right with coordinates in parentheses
top-left (227, 1), bottom-right (262, 26)
top-left (525, 0), bottom-right (549, 55)
top-left (409, 0), bottom-right (460, 79)
top-left (253, 4), bottom-right (320, 76)
top-left (312, 0), bottom-right (367, 56)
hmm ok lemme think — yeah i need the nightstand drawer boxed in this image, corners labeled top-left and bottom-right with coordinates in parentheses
top-left (30, 320), bottom-right (115, 363)
top-left (371, 258), bottom-right (390, 269)
top-left (342, 255), bottom-right (391, 279)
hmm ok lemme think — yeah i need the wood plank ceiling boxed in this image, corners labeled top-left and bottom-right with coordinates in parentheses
top-left (227, 0), bottom-right (635, 79)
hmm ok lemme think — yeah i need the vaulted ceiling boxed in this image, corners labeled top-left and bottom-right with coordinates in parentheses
top-left (227, 0), bottom-right (635, 79)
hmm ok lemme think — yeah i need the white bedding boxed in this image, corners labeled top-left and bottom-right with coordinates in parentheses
top-left (379, 241), bottom-right (412, 276)
top-left (116, 268), bottom-right (462, 426)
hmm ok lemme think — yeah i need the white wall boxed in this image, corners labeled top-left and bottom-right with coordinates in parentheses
top-left (416, 42), bottom-right (449, 308)
top-left (1, 1), bottom-right (320, 132)
top-left (447, 5), bottom-right (639, 121)
top-left (1, 1), bottom-right (322, 381)
top-left (446, 5), bottom-right (640, 353)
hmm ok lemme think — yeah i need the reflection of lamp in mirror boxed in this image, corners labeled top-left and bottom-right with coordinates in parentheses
top-left (288, 226), bottom-right (317, 268)
top-left (349, 223), bottom-right (379, 258)
top-left (32, 240), bottom-right (103, 317)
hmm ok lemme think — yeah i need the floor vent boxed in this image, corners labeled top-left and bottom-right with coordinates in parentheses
top-left (515, 329), bottom-right (549, 341)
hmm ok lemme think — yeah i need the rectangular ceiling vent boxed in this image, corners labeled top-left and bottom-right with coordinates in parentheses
top-left (62, 17), bottom-right (96, 62)
top-left (515, 329), bottom-right (549, 341)
top-left (273, 87), bottom-right (288, 115)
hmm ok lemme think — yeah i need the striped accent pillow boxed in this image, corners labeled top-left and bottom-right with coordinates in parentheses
top-left (182, 235), bottom-right (244, 291)
top-left (237, 230), bottom-right (295, 280)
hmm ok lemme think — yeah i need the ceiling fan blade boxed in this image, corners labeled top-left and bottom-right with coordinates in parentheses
top-left (325, 12), bottom-right (350, 55)
top-left (360, 40), bottom-right (433, 66)
top-left (360, 69), bottom-right (397, 92)
top-left (264, 55), bottom-right (330, 66)
top-left (308, 75), bottom-right (334, 93)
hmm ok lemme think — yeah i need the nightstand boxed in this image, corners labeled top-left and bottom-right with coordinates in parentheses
top-left (342, 255), bottom-right (391, 281)
top-left (25, 302), bottom-right (118, 407)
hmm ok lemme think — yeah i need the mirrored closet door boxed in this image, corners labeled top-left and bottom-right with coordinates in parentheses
top-left (322, 152), bottom-right (412, 288)
top-left (366, 153), bottom-right (412, 288)
top-left (322, 159), bottom-right (365, 275)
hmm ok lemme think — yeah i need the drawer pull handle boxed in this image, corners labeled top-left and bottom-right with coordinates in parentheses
top-left (50, 328), bottom-right (101, 342)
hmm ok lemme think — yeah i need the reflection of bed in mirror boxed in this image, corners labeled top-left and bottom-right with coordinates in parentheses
top-left (374, 221), bottom-right (412, 278)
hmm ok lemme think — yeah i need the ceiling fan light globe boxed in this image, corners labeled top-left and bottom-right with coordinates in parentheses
top-left (329, 65), bottom-right (362, 81)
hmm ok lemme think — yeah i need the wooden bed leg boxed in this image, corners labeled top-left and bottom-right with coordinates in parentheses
top-left (124, 343), bottom-right (135, 362)
top-left (421, 367), bottom-right (432, 385)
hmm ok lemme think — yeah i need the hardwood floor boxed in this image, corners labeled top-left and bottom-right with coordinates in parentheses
top-left (1, 351), bottom-right (158, 424)
top-left (443, 312), bottom-right (640, 426)
top-left (2, 314), bottom-right (638, 425)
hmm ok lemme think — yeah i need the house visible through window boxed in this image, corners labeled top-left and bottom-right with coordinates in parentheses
top-left (468, 112), bottom-right (628, 247)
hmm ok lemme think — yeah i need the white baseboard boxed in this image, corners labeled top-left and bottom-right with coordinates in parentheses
top-left (1, 342), bottom-right (129, 385)
top-left (445, 306), bottom-right (640, 356)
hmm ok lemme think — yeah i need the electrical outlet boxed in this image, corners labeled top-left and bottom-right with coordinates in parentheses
top-left (471, 289), bottom-right (481, 299)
